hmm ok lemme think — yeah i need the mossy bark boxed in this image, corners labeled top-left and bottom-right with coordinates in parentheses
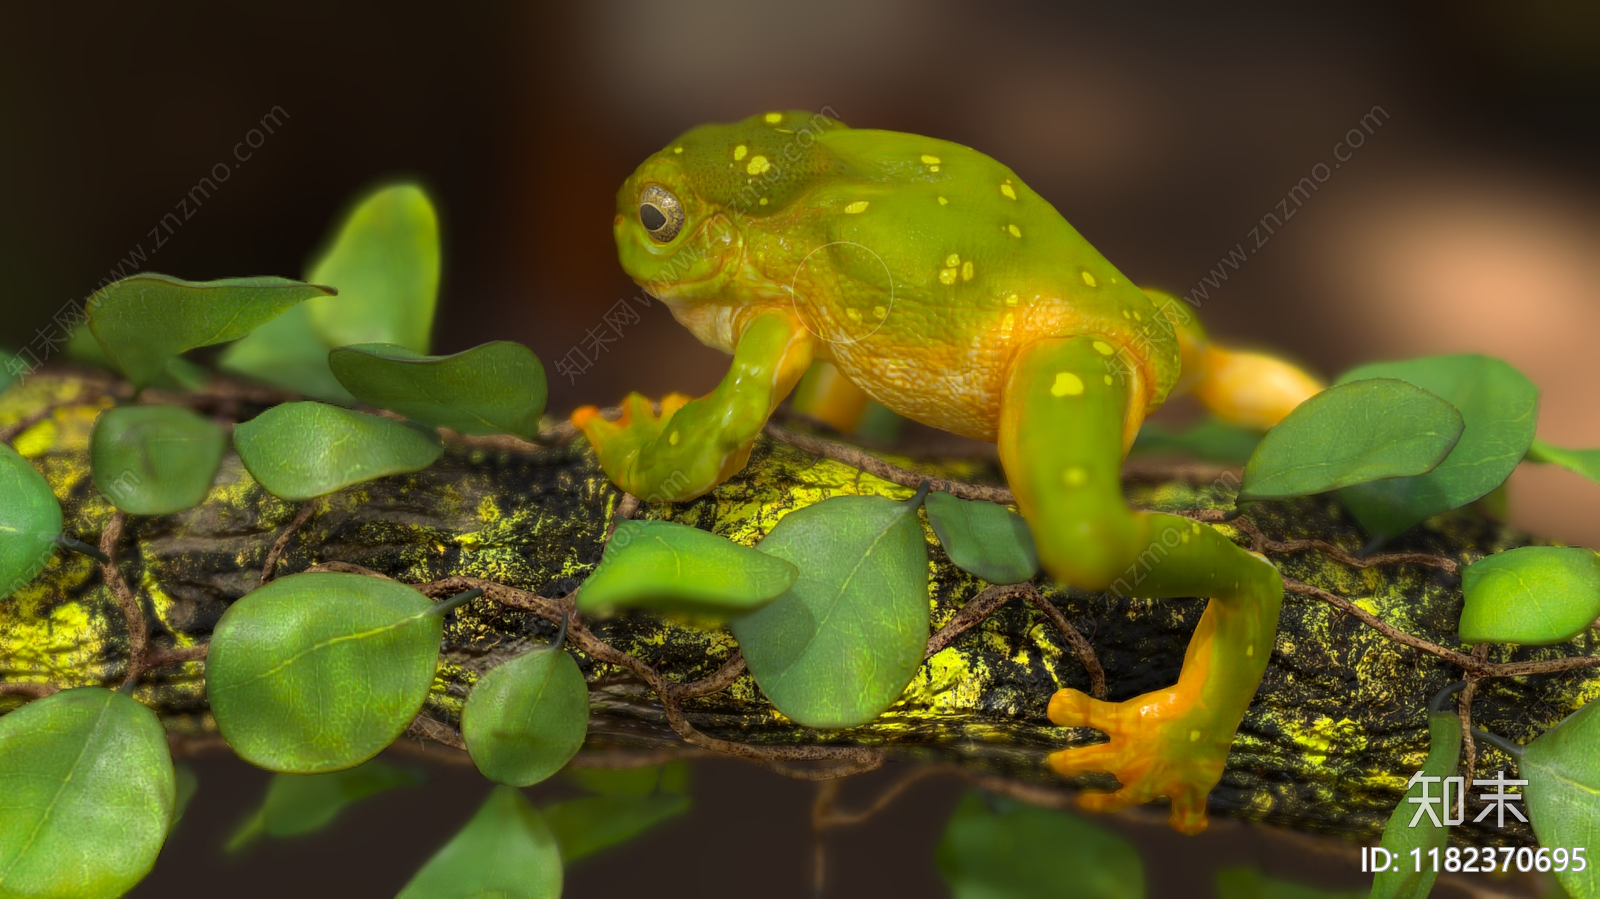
top-left (2, 373), bottom-right (1595, 845)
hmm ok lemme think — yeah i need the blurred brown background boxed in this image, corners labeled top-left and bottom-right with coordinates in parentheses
top-left (2, 3), bottom-right (1597, 895)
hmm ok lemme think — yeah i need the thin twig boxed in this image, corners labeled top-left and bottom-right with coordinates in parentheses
top-left (1460, 644), bottom-right (1490, 784)
top-left (1025, 586), bottom-right (1108, 700)
top-left (99, 511), bottom-right (149, 689)
top-left (813, 765), bottom-right (948, 829)
top-left (1202, 512), bottom-right (1460, 575)
top-left (261, 500), bottom-right (317, 584)
top-left (0, 682), bottom-right (60, 699)
top-left (763, 422), bottom-right (1014, 503)
top-left (925, 584), bottom-right (1026, 657)
top-left (1284, 577), bottom-right (1600, 679)
top-left (408, 574), bottom-right (884, 779)
top-left (143, 643), bottom-right (209, 669)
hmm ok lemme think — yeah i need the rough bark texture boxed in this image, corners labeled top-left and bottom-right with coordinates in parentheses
top-left (3, 373), bottom-right (1596, 846)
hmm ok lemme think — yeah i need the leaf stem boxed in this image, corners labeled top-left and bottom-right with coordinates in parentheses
top-left (56, 534), bottom-right (110, 564)
top-left (908, 480), bottom-right (931, 508)
top-left (554, 609), bottom-right (569, 652)
top-left (1470, 728), bottom-right (1524, 762)
top-left (117, 677), bottom-right (138, 696)
top-left (428, 587), bottom-right (484, 619)
top-left (1430, 680), bottom-right (1468, 714)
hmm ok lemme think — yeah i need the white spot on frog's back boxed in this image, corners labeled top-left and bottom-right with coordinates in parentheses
top-left (937, 196), bottom-right (949, 206)
top-left (946, 253), bottom-right (961, 267)
top-left (1050, 372), bottom-right (1084, 396)
top-left (1092, 341), bottom-right (1114, 356)
top-left (844, 200), bottom-right (869, 214)
top-left (1007, 224), bottom-right (1022, 238)
top-left (1001, 180), bottom-right (1017, 200)
top-left (764, 112), bottom-right (783, 124)
top-left (733, 144), bottom-right (748, 161)
top-left (1081, 271), bottom-right (1098, 288)
top-left (921, 154), bottom-right (941, 165)
top-left (747, 155), bottom-right (771, 175)
top-left (961, 261), bottom-right (975, 281)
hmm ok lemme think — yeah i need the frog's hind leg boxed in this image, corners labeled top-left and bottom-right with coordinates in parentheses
top-left (999, 334), bottom-right (1283, 834)
top-left (789, 360), bottom-right (873, 433)
top-left (1148, 287), bottom-right (1322, 429)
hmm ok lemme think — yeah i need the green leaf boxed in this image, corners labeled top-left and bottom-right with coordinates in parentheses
top-left (1527, 439), bottom-right (1600, 484)
top-left (462, 639), bottom-right (590, 787)
top-left (1370, 709), bottom-right (1461, 899)
top-left (85, 273), bottom-right (333, 387)
top-left (69, 323), bottom-right (215, 393)
top-left (0, 687), bottom-right (175, 899)
top-left (1238, 379), bottom-right (1463, 502)
top-left (564, 761), bottom-right (689, 797)
top-left (232, 401), bottom-right (443, 501)
top-left (729, 491), bottom-right (930, 729)
top-left (171, 762), bottom-right (198, 829)
top-left (217, 301), bottom-right (359, 404)
top-left (228, 758), bottom-right (424, 850)
top-left (207, 571), bottom-right (447, 773)
top-left (576, 520), bottom-right (798, 622)
top-left (544, 792), bottom-right (690, 864)
top-left (924, 491), bottom-right (1038, 585)
top-left (306, 184), bottom-right (439, 352)
top-left (936, 791), bottom-right (1143, 899)
top-left (1335, 355), bottom-right (1539, 538)
top-left (89, 405), bottom-right (225, 515)
top-left (1132, 415), bottom-right (1263, 465)
top-left (397, 786), bottom-right (561, 899)
top-left (218, 184), bottom-right (439, 401)
top-left (1215, 867), bottom-right (1365, 899)
top-left (329, 342), bottom-right (548, 441)
top-left (1459, 547), bottom-right (1600, 645)
top-left (1523, 699), bottom-right (1600, 899)
top-left (0, 443), bottom-right (61, 599)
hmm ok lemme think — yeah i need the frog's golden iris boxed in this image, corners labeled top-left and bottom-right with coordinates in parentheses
top-left (637, 184), bottom-right (683, 243)
top-left (575, 111), bottom-right (1324, 834)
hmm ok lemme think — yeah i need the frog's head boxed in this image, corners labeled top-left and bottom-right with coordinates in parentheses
top-left (614, 110), bottom-right (849, 306)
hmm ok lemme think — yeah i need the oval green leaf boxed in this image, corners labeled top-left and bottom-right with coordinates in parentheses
top-left (564, 761), bottom-right (689, 797)
top-left (90, 405), bottom-right (225, 515)
top-left (306, 184), bottom-right (439, 353)
top-left (1459, 547), bottom-right (1600, 646)
top-left (397, 786), bottom-right (561, 899)
top-left (233, 401), bottom-right (443, 501)
top-left (729, 492), bottom-right (930, 729)
top-left (228, 758), bottom-right (424, 850)
top-left (462, 643), bottom-right (590, 787)
top-left (1370, 709), bottom-right (1461, 899)
top-left (544, 792), bottom-right (690, 864)
top-left (207, 571), bottom-right (446, 773)
top-left (1238, 378), bottom-right (1463, 502)
top-left (1132, 415), bottom-right (1263, 465)
top-left (171, 762), bottom-right (198, 829)
top-left (86, 274), bottom-right (333, 387)
top-left (0, 687), bottom-right (175, 899)
top-left (218, 183), bottom-right (439, 402)
top-left (1528, 439), bottom-right (1600, 485)
top-left (925, 491), bottom-right (1039, 585)
top-left (0, 443), bottom-right (61, 599)
top-left (1335, 355), bottom-right (1539, 539)
top-left (1523, 698), bottom-right (1600, 899)
top-left (329, 342), bottom-right (549, 441)
top-left (576, 520), bottom-right (798, 622)
top-left (217, 301), bottom-right (359, 404)
top-left (1215, 867), bottom-right (1365, 899)
top-left (936, 791), bottom-right (1143, 899)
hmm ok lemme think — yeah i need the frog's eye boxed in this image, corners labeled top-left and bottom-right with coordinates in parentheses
top-left (638, 185), bottom-right (685, 243)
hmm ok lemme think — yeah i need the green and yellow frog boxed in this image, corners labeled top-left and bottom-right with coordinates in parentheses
top-left (573, 110), bottom-right (1322, 833)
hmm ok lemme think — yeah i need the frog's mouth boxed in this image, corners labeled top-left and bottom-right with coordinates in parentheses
top-left (615, 211), bottom-right (744, 304)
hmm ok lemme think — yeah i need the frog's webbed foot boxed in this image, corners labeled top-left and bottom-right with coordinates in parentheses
top-left (571, 310), bottom-right (814, 504)
top-left (572, 392), bottom-right (695, 499)
top-left (1047, 687), bottom-right (1227, 835)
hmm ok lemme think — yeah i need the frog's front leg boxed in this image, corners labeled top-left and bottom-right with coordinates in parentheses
top-left (572, 309), bottom-right (814, 502)
top-left (999, 335), bottom-right (1282, 834)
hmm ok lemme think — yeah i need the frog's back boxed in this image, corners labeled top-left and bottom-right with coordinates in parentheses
top-left (771, 126), bottom-right (1178, 440)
